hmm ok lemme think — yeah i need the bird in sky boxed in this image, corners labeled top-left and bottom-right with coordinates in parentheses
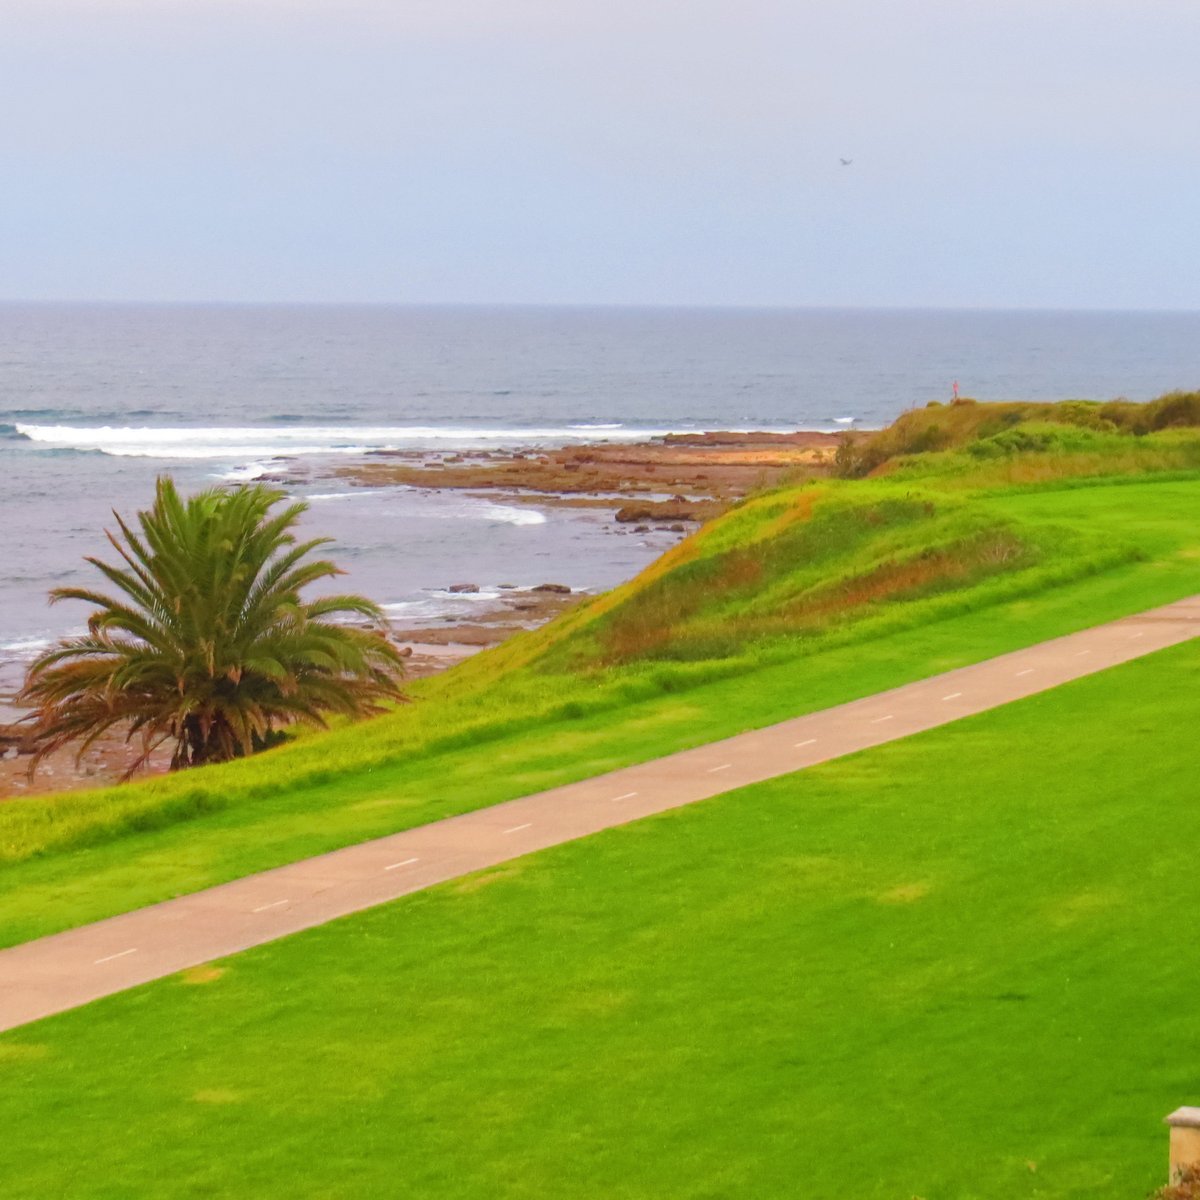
top-left (839, 157), bottom-right (853, 166)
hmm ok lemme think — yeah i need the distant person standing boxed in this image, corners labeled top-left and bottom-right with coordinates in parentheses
top-left (952, 380), bottom-right (960, 401)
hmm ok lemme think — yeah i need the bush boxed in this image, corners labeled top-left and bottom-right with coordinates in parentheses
top-left (1151, 1162), bottom-right (1200, 1199)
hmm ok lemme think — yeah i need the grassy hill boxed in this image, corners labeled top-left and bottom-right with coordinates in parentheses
top-left (2, 635), bottom-right (1197, 1198)
top-left (833, 389), bottom-right (1200, 478)
top-left (3, 405), bottom-right (1200, 947)
top-left (3, 400), bottom-right (1200, 1196)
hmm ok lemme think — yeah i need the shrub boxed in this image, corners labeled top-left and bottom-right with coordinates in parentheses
top-left (1151, 1162), bottom-right (1200, 1199)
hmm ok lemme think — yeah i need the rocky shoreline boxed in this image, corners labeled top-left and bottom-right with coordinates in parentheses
top-left (329, 428), bottom-right (841, 523)
top-left (0, 429), bottom-right (842, 799)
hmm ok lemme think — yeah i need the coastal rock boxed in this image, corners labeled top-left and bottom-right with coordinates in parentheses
top-left (615, 494), bottom-right (720, 524)
top-left (532, 583), bottom-right (571, 594)
top-left (0, 723), bottom-right (35, 755)
top-left (615, 505), bottom-right (653, 524)
top-left (447, 583), bottom-right (480, 594)
top-left (669, 523), bottom-right (686, 533)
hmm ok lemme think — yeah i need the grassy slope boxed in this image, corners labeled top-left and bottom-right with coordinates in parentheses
top-left (835, 392), bottom-right (1200, 477)
top-left (3, 639), bottom-right (1198, 1199)
top-left (2, 470), bottom-right (1200, 948)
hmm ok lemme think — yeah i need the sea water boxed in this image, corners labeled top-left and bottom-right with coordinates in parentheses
top-left (2, 303), bottom-right (1198, 669)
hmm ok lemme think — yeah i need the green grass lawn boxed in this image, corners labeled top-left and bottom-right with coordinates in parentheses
top-left (2, 472), bottom-right (1200, 948)
top-left (3, 638), bottom-right (1198, 1198)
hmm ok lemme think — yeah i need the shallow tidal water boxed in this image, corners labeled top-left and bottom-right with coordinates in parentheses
top-left (2, 303), bottom-right (1198, 671)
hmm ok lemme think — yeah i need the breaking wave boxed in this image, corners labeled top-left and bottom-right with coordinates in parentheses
top-left (302, 490), bottom-right (548, 526)
top-left (13, 423), bottom-right (686, 461)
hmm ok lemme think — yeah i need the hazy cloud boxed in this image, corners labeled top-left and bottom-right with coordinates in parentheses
top-left (2, 0), bottom-right (1198, 305)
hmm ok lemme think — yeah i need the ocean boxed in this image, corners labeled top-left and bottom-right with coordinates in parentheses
top-left (2, 303), bottom-right (1199, 679)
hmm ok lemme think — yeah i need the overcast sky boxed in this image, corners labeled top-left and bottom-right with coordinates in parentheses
top-left (2, 0), bottom-right (1198, 308)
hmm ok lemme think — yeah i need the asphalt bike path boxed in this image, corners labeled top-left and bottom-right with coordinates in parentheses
top-left (3, 595), bottom-right (1199, 1033)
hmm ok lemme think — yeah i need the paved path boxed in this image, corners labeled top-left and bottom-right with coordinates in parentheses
top-left (3, 595), bottom-right (1200, 1034)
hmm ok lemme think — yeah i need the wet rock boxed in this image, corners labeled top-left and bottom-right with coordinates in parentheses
top-left (634, 524), bottom-right (650, 533)
top-left (616, 498), bottom-right (714, 524)
top-left (447, 583), bottom-right (479, 594)
top-left (0, 723), bottom-right (34, 755)
top-left (497, 583), bottom-right (518, 589)
top-left (532, 583), bottom-right (571, 594)
top-left (669, 523), bottom-right (686, 533)
top-left (615, 506), bottom-right (653, 524)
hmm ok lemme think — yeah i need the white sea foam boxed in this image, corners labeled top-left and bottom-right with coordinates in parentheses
top-left (429, 589), bottom-right (505, 601)
top-left (431, 500), bottom-right (547, 527)
top-left (214, 460), bottom-right (283, 482)
top-left (299, 489), bottom-right (547, 525)
top-left (478, 504), bottom-right (546, 526)
top-left (380, 591), bottom-right (506, 622)
top-left (14, 423), bottom-right (688, 461)
top-left (0, 636), bottom-right (52, 656)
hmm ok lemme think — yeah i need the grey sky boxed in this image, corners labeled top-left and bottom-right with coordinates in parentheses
top-left (3, 0), bottom-right (1198, 307)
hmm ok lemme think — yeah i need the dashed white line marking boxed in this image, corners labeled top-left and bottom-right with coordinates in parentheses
top-left (1016, 669), bottom-right (1035, 677)
top-left (794, 738), bottom-right (817, 748)
top-left (871, 715), bottom-right (894, 724)
top-left (94, 948), bottom-right (137, 965)
top-left (385, 858), bottom-right (420, 871)
top-left (504, 823), bottom-right (532, 835)
top-left (252, 900), bottom-right (288, 913)
top-left (707, 763), bottom-right (732, 773)
top-left (612, 791), bottom-right (638, 801)
top-left (942, 692), bottom-right (963, 701)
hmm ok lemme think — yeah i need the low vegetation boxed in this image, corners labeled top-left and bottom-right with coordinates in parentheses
top-left (3, 639), bottom-right (1198, 1197)
top-left (834, 390), bottom-right (1200, 478)
top-left (1, 400), bottom-right (1199, 952)
top-left (535, 486), bottom-right (1119, 667)
top-left (1155, 1165), bottom-right (1200, 1200)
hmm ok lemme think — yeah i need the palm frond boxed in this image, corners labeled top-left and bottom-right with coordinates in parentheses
top-left (18, 476), bottom-right (406, 776)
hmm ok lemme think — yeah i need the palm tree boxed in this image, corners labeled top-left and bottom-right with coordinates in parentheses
top-left (18, 477), bottom-right (405, 776)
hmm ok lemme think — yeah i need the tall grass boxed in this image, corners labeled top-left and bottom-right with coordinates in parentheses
top-left (533, 486), bottom-right (1130, 667)
top-left (0, 469), bottom-right (1148, 869)
top-left (836, 394), bottom-right (1200, 478)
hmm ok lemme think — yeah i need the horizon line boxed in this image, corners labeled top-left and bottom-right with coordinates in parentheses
top-left (1, 298), bottom-right (1199, 316)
